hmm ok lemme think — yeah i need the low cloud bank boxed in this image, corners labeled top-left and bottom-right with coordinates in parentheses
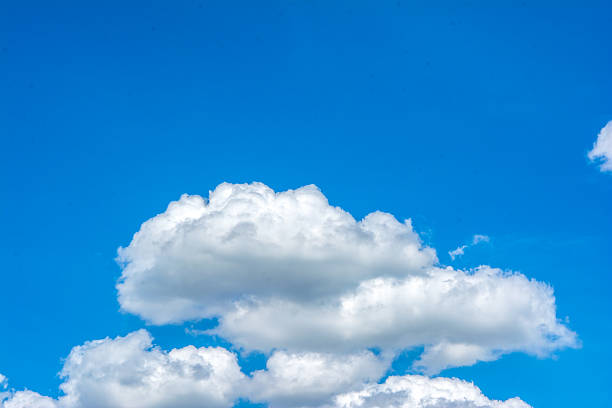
top-left (0, 331), bottom-right (532, 408)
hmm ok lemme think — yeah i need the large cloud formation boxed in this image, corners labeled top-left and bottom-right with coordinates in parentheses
top-left (588, 120), bottom-right (612, 172)
top-left (117, 182), bottom-right (436, 324)
top-left (1, 182), bottom-right (576, 408)
top-left (0, 331), bottom-right (531, 408)
top-left (117, 182), bottom-right (576, 373)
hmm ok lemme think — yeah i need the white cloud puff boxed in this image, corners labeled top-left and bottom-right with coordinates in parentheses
top-left (0, 374), bottom-right (57, 408)
top-left (1, 391), bottom-right (57, 408)
top-left (117, 182), bottom-right (436, 325)
top-left (248, 351), bottom-right (388, 408)
top-left (1, 330), bottom-right (245, 408)
top-left (117, 182), bottom-right (576, 373)
top-left (588, 120), bottom-right (612, 172)
top-left (330, 375), bottom-right (531, 408)
top-left (0, 334), bottom-right (532, 408)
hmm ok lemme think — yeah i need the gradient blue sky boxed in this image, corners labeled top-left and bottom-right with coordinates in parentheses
top-left (1, 1), bottom-right (611, 407)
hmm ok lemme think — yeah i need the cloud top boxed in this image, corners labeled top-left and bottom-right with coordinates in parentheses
top-left (331, 375), bottom-right (531, 408)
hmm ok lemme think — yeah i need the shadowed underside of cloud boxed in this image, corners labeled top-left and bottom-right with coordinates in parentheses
top-left (588, 120), bottom-right (612, 172)
top-left (0, 331), bottom-right (532, 408)
top-left (212, 266), bottom-right (575, 374)
top-left (117, 182), bottom-right (576, 373)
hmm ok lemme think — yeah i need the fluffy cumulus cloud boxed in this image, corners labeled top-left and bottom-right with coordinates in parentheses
top-left (330, 375), bottom-right (531, 408)
top-left (588, 120), bottom-right (612, 172)
top-left (117, 182), bottom-right (576, 373)
top-left (0, 332), bottom-right (531, 408)
top-left (247, 351), bottom-right (388, 408)
top-left (117, 182), bottom-right (436, 324)
top-left (2, 182), bottom-right (574, 408)
top-left (1, 330), bottom-right (245, 408)
top-left (213, 266), bottom-right (575, 372)
top-left (1, 391), bottom-right (57, 408)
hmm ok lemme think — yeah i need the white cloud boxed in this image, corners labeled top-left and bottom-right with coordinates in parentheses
top-left (116, 183), bottom-right (576, 374)
top-left (0, 336), bottom-right (531, 408)
top-left (1, 182), bottom-right (573, 408)
top-left (588, 120), bottom-right (612, 172)
top-left (248, 351), bottom-right (388, 408)
top-left (448, 245), bottom-right (468, 260)
top-left (472, 234), bottom-right (490, 244)
top-left (330, 375), bottom-right (531, 408)
top-left (117, 182), bottom-right (436, 325)
top-left (1, 330), bottom-right (245, 408)
top-left (0, 375), bottom-right (9, 408)
top-left (449, 235), bottom-right (490, 260)
top-left (212, 266), bottom-right (576, 372)
top-left (1, 391), bottom-right (58, 408)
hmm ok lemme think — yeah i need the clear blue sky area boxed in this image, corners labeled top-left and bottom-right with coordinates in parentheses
top-left (1, 1), bottom-right (611, 407)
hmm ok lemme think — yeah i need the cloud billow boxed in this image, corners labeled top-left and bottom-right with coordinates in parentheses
top-left (117, 182), bottom-right (576, 373)
top-left (1, 182), bottom-right (577, 408)
top-left (330, 375), bottom-right (531, 408)
top-left (116, 182), bottom-right (436, 324)
top-left (1, 330), bottom-right (244, 408)
top-left (0, 331), bottom-right (531, 408)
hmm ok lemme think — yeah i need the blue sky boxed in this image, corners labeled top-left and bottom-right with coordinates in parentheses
top-left (0, 1), bottom-right (611, 407)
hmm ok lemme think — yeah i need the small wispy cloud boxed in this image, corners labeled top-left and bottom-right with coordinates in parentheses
top-left (588, 120), bottom-right (612, 172)
top-left (449, 234), bottom-right (490, 260)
